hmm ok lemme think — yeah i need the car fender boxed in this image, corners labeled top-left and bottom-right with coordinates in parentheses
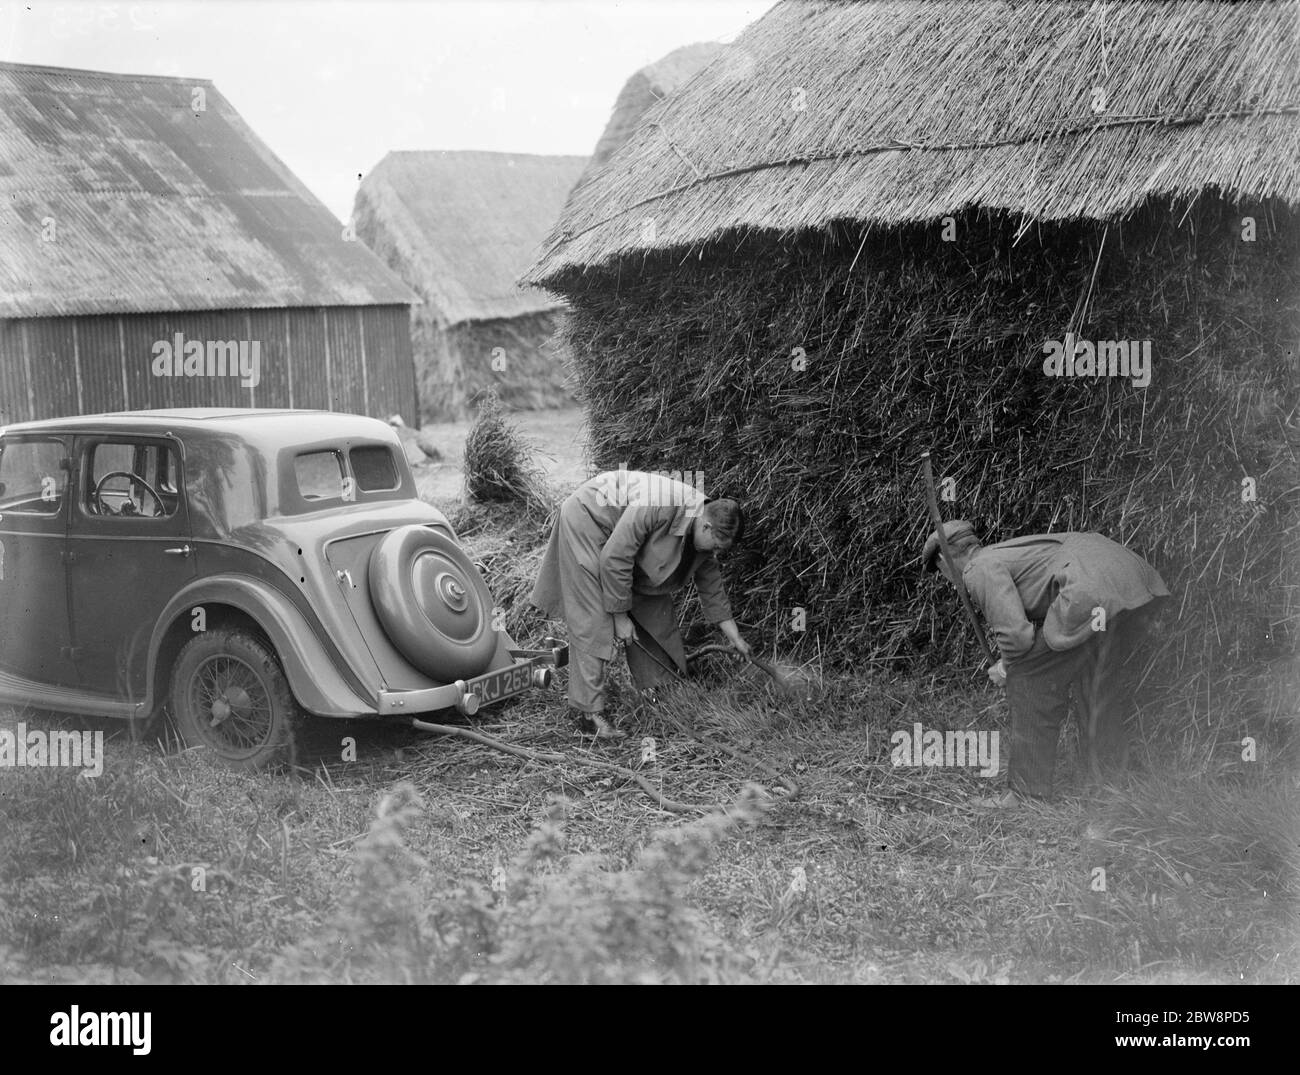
top-left (149, 575), bottom-right (378, 718)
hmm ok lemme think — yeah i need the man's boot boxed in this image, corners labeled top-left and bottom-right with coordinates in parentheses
top-left (590, 713), bottom-right (626, 740)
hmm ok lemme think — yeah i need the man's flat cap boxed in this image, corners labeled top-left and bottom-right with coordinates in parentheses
top-left (921, 520), bottom-right (976, 573)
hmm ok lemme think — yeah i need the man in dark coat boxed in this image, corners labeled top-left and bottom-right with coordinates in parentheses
top-left (532, 469), bottom-right (749, 738)
top-left (923, 522), bottom-right (1170, 806)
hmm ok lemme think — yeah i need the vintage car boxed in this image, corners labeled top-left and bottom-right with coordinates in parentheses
top-left (0, 409), bottom-right (565, 768)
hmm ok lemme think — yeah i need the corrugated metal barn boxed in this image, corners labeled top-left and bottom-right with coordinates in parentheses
top-left (0, 61), bottom-right (420, 425)
top-left (353, 150), bottom-right (586, 422)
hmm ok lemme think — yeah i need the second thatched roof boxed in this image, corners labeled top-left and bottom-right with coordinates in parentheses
top-left (524, 0), bottom-right (1300, 285)
top-left (587, 41), bottom-right (727, 173)
top-left (357, 150), bottom-right (587, 325)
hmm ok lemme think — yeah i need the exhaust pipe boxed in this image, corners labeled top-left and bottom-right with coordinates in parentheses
top-left (531, 666), bottom-right (553, 690)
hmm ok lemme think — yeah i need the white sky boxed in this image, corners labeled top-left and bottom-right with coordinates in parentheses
top-left (0, 0), bottom-right (775, 222)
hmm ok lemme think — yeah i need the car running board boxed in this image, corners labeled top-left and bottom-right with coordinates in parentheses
top-left (0, 669), bottom-right (144, 719)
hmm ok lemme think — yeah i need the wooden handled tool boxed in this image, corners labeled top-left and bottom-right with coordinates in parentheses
top-left (920, 451), bottom-right (996, 663)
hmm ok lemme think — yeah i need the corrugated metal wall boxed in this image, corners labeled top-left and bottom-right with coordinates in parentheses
top-left (363, 303), bottom-right (418, 421)
top-left (0, 305), bottom-right (416, 425)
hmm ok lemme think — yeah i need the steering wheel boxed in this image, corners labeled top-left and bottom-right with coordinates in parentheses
top-left (93, 471), bottom-right (164, 517)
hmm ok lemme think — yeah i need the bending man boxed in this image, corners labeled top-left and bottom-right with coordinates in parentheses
top-left (532, 470), bottom-right (750, 739)
top-left (923, 522), bottom-right (1170, 806)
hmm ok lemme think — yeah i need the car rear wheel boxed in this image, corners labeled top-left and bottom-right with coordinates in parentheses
top-left (170, 629), bottom-right (300, 770)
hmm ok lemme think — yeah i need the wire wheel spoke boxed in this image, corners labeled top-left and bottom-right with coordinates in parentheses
top-left (191, 654), bottom-right (274, 752)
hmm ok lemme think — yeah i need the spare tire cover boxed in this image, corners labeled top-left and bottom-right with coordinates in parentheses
top-left (368, 524), bottom-right (498, 681)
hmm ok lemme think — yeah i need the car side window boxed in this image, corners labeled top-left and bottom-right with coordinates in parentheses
top-left (0, 439), bottom-right (66, 515)
top-left (350, 446), bottom-right (399, 492)
top-left (85, 440), bottom-right (180, 519)
top-left (294, 450), bottom-right (346, 502)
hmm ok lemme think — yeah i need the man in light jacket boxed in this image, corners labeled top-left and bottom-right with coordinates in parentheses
top-left (923, 522), bottom-right (1170, 806)
top-left (532, 469), bottom-right (750, 739)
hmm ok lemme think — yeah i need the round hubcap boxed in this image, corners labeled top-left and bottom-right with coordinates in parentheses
top-left (436, 572), bottom-right (469, 612)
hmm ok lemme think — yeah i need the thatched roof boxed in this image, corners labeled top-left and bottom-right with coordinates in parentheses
top-left (525, 0), bottom-right (1300, 285)
top-left (0, 62), bottom-right (418, 319)
top-left (587, 42), bottom-right (727, 172)
top-left (354, 150), bottom-right (587, 325)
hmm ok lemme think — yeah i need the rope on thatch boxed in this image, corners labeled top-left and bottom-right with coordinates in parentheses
top-left (647, 121), bottom-right (704, 178)
top-left (544, 104), bottom-right (1300, 255)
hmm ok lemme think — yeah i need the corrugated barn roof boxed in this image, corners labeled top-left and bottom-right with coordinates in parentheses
top-left (525, 0), bottom-right (1300, 285)
top-left (353, 150), bottom-right (587, 325)
top-left (0, 62), bottom-right (419, 318)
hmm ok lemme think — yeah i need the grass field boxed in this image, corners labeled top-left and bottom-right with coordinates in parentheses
top-left (1, 415), bottom-right (1296, 985)
top-left (2, 666), bottom-right (1295, 984)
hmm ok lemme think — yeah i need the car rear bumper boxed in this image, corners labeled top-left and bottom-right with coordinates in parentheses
top-left (376, 640), bottom-right (568, 717)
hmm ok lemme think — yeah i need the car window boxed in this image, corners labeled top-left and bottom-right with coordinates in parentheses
top-left (0, 439), bottom-right (66, 515)
top-left (85, 440), bottom-right (180, 519)
top-left (294, 450), bottom-right (345, 502)
top-left (350, 446), bottom-right (399, 492)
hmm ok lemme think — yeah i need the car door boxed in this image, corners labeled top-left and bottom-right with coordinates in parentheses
top-left (0, 433), bottom-right (78, 687)
top-left (67, 434), bottom-right (196, 702)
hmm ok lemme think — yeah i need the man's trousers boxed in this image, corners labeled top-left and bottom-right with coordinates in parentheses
top-left (567, 594), bottom-right (686, 714)
top-left (1003, 605), bottom-right (1159, 798)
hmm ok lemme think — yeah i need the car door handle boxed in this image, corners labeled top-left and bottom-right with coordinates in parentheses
top-left (163, 544), bottom-right (193, 557)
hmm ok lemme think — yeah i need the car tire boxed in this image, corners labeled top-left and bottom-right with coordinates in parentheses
top-left (170, 628), bottom-right (300, 770)
top-left (368, 524), bottom-right (498, 681)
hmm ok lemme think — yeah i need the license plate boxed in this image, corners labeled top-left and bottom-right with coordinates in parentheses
top-left (469, 662), bottom-right (533, 705)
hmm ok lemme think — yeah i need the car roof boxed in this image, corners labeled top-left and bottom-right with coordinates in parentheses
top-left (1, 408), bottom-right (399, 442)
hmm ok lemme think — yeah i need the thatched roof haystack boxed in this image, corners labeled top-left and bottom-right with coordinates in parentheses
top-left (356, 151), bottom-right (586, 421)
top-left (522, 0), bottom-right (1300, 727)
top-left (361, 150), bottom-right (585, 324)
top-left (526, 0), bottom-right (1299, 284)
